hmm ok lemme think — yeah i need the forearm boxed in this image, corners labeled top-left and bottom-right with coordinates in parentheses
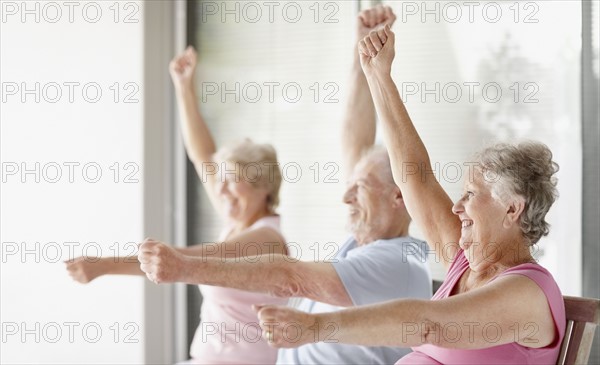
top-left (313, 299), bottom-right (429, 348)
top-left (175, 243), bottom-right (274, 258)
top-left (342, 60), bottom-right (376, 172)
top-left (180, 254), bottom-right (350, 306)
top-left (176, 244), bottom-right (209, 256)
top-left (181, 254), bottom-right (296, 297)
top-left (174, 83), bottom-right (217, 166)
top-left (100, 257), bottom-right (144, 276)
top-left (365, 74), bottom-right (433, 184)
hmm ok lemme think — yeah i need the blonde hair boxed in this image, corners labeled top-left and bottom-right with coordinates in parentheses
top-left (214, 139), bottom-right (282, 212)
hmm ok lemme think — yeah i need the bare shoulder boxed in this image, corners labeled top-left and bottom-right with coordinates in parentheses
top-left (430, 273), bottom-right (558, 349)
top-left (473, 274), bottom-right (557, 348)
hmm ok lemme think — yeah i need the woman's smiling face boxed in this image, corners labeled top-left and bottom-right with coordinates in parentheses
top-left (452, 168), bottom-right (510, 271)
top-left (217, 161), bottom-right (269, 222)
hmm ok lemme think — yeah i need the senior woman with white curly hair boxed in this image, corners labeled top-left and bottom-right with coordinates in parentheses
top-left (256, 25), bottom-right (566, 365)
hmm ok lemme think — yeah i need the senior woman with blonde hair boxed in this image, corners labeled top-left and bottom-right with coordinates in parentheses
top-left (256, 25), bottom-right (565, 364)
top-left (66, 46), bottom-right (288, 364)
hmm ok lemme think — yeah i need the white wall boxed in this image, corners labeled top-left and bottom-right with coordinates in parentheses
top-left (1, 1), bottom-right (155, 362)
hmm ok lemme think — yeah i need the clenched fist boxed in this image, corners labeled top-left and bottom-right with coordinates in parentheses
top-left (169, 46), bottom-right (198, 90)
top-left (138, 238), bottom-right (188, 284)
top-left (357, 4), bottom-right (396, 39)
top-left (358, 24), bottom-right (396, 78)
top-left (255, 305), bottom-right (328, 348)
top-left (65, 256), bottom-right (105, 283)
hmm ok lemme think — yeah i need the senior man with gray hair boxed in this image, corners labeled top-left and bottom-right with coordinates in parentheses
top-left (139, 5), bottom-right (432, 364)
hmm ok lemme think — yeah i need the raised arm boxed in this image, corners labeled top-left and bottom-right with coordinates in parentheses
top-left (257, 274), bottom-right (556, 350)
top-left (358, 26), bottom-right (461, 269)
top-left (170, 46), bottom-right (221, 211)
top-left (342, 5), bottom-right (396, 178)
top-left (138, 239), bottom-right (352, 307)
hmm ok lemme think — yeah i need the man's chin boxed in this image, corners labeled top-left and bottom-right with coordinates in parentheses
top-left (346, 222), bottom-right (365, 237)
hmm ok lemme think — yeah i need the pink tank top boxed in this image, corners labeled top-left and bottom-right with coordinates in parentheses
top-left (189, 216), bottom-right (287, 364)
top-left (398, 250), bottom-right (566, 365)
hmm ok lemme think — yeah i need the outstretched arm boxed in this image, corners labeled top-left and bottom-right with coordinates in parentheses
top-left (342, 5), bottom-right (396, 178)
top-left (358, 26), bottom-right (461, 269)
top-left (65, 256), bottom-right (144, 283)
top-left (170, 46), bottom-right (221, 211)
top-left (257, 275), bottom-right (556, 350)
top-left (138, 239), bottom-right (352, 307)
top-left (64, 227), bottom-right (287, 284)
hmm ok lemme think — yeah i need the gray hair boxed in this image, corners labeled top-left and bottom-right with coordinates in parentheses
top-left (358, 145), bottom-right (396, 188)
top-left (214, 138), bottom-right (282, 212)
top-left (475, 141), bottom-right (559, 245)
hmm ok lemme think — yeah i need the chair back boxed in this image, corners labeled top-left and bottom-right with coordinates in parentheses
top-left (432, 279), bottom-right (443, 296)
top-left (556, 296), bottom-right (600, 365)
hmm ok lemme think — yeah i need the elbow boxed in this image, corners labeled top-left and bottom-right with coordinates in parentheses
top-left (268, 263), bottom-right (306, 299)
top-left (277, 265), bottom-right (351, 306)
top-left (191, 159), bottom-right (216, 179)
top-left (421, 318), bottom-right (445, 347)
top-left (190, 158), bottom-right (205, 171)
top-left (421, 316), bottom-right (466, 348)
top-left (401, 301), bottom-right (451, 348)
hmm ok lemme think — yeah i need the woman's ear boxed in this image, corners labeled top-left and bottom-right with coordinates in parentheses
top-left (503, 198), bottom-right (525, 228)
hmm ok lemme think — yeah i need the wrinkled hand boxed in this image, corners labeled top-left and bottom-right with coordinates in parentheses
top-left (255, 305), bottom-right (319, 348)
top-left (65, 256), bottom-right (104, 284)
top-left (169, 46), bottom-right (198, 89)
top-left (138, 238), bottom-right (186, 284)
top-left (359, 24), bottom-right (395, 77)
top-left (357, 5), bottom-right (396, 40)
